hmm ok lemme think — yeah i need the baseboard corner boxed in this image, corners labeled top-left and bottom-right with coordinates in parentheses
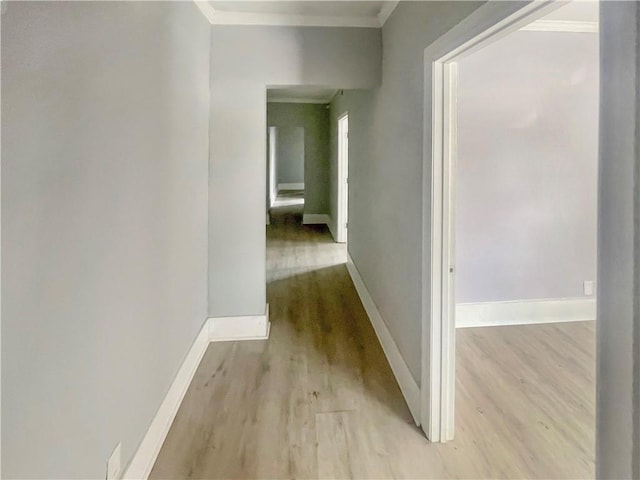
top-left (302, 213), bottom-right (330, 226)
top-left (208, 304), bottom-right (271, 342)
top-left (327, 216), bottom-right (339, 242)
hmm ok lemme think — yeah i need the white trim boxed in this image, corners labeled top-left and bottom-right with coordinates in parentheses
top-left (456, 298), bottom-right (597, 328)
top-left (192, 0), bottom-right (394, 28)
top-left (193, 1), bottom-right (216, 23)
top-left (278, 182), bottom-right (304, 191)
top-left (123, 320), bottom-right (211, 480)
top-left (346, 254), bottom-right (421, 426)
top-left (268, 97), bottom-right (332, 105)
top-left (124, 305), bottom-right (269, 479)
top-left (422, 0), bottom-right (566, 444)
top-left (337, 112), bottom-right (349, 244)
top-left (209, 11), bottom-right (379, 28)
top-left (378, 1), bottom-right (399, 26)
top-left (302, 213), bottom-right (330, 225)
top-left (209, 305), bottom-right (271, 342)
top-left (0, 7), bottom-right (3, 473)
top-left (521, 19), bottom-right (599, 33)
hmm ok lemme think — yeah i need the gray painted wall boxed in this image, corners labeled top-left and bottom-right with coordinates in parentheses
top-left (597, 2), bottom-right (640, 478)
top-left (456, 30), bottom-right (599, 304)
top-left (275, 126), bottom-right (304, 185)
top-left (1, 2), bottom-right (210, 477)
top-left (330, 2), bottom-right (485, 382)
top-left (329, 0), bottom-right (638, 474)
top-left (268, 102), bottom-right (330, 214)
top-left (209, 26), bottom-right (380, 317)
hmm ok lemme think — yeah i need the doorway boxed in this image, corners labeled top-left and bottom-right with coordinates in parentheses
top-left (337, 112), bottom-right (349, 243)
top-left (422, 0), bottom-right (599, 446)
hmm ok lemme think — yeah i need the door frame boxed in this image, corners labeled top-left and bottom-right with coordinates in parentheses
top-left (421, 0), bottom-right (565, 442)
top-left (268, 126), bottom-right (278, 208)
top-left (337, 112), bottom-right (349, 244)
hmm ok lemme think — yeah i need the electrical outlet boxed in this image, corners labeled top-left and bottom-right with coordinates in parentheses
top-left (106, 442), bottom-right (122, 480)
top-left (583, 280), bottom-right (594, 296)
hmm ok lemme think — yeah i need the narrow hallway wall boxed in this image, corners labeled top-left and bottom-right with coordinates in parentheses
top-left (1, 2), bottom-right (210, 476)
top-left (329, 1), bottom-right (486, 384)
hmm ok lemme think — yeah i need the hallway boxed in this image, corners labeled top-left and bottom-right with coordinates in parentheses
top-left (150, 195), bottom-right (595, 479)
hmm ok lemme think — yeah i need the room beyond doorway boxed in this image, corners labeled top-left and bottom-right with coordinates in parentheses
top-left (423, 0), bottom-right (599, 449)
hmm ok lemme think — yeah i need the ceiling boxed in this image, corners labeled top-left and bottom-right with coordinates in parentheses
top-left (267, 87), bottom-right (338, 104)
top-left (196, 1), bottom-right (398, 27)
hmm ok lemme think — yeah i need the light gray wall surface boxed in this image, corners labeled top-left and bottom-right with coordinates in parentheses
top-left (597, 2), bottom-right (640, 478)
top-left (1, 2), bottom-right (210, 477)
top-left (209, 26), bottom-right (381, 317)
top-left (455, 30), bottom-right (599, 304)
top-left (268, 102), bottom-right (330, 214)
top-left (275, 126), bottom-right (304, 185)
top-left (330, 1), bottom-right (485, 383)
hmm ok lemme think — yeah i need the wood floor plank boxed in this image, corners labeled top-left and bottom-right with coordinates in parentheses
top-left (150, 191), bottom-right (595, 479)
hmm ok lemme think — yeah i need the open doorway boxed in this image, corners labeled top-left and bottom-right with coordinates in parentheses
top-left (267, 125), bottom-right (305, 216)
top-left (423, 3), bottom-right (599, 471)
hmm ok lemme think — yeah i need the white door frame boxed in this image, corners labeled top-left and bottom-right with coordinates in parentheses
top-left (337, 112), bottom-right (349, 244)
top-left (421, 0), bottom-right (565, 442)
top-left (268, 126), bottom-right (277, 208)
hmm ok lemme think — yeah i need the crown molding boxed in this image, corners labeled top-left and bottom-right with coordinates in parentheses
top-left (194, 1), bottom-right (216, 23)
top-left (267, 97), bottom-right (333, 104)
top-left (193, 1), bottom-right (386, 28)
top-left (520, 19), bottom-right (599, 33)
top-left (210, 11), bottom-right (379, 28)
top-left (378, 1), bottom-right (399, 26)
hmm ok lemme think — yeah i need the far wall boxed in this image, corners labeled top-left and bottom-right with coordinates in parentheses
top-left (456, 29), bottom-right (599, 304)
top-left (268, 102), bottom-right (330, 214)
top-left (209, 26), bottom-right (381, 317)
top-left (275, 126), bottom-right (304, 186)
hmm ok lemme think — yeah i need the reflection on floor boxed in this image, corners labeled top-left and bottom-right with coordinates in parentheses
top-left (150, 194), bottom-right (595, 479)
top-left (271, 189), bottom-right (304, 209)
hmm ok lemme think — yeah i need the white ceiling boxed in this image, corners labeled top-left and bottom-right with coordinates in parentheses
top-left (267, 86), bottom-right (338, 104)
top-left (196, 1), bottom-right (398, 27)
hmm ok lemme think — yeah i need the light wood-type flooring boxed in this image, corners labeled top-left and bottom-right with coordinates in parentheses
top-left (151, 192), bottom-right (595, 479)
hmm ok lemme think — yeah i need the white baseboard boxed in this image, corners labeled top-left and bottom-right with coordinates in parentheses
top-left (327, 215), bottom-right (338, 242)
top-left (278, 182), bottom-right (304, 191)
top-left (123, 319), bottom-right (211, 479)
top-left (302, 214), bottom-right (330, 225)
top-left (346, 254), bottom-right (421, 426)
top-left (455, 298), bottom-right (596, 328)
top-left (209, 305), bottom-right (271, 342)
top-left (123, 305), bottom-right (270, 479)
